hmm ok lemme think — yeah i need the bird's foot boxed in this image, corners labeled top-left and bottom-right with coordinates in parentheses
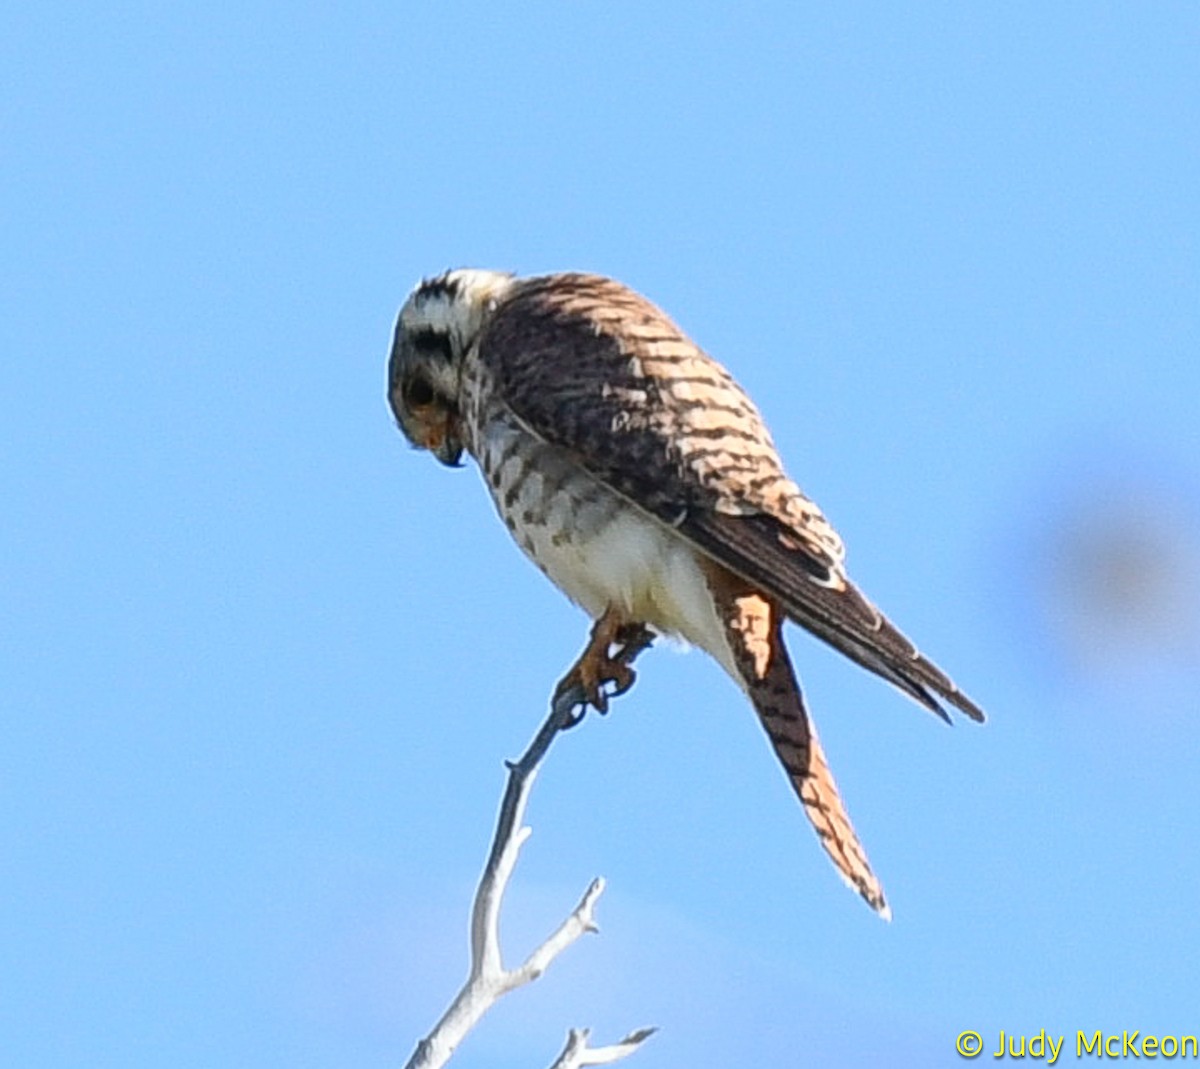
top-left (612, 622), bottom-right (655, 669)
top-left (554, 614), bottom-right (654, 726)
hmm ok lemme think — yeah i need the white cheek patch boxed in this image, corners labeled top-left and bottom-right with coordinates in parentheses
top-left (426, 360), bottom-right (462, 400)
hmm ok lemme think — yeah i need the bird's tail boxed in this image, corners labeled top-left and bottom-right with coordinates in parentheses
top-left (715, 586), bottom-right (890, 918)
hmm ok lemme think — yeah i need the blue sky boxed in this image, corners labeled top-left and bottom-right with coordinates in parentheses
top-left (3, 3), bottom-right (1199, 1066)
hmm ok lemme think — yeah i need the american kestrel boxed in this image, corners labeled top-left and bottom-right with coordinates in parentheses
top-left (387, 269), bottom-right (985, 918)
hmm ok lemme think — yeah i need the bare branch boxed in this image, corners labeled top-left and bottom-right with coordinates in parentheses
top-left (510, 877), bottom-right (604, 987)
top-left (547, 1027), bottom-right (659, 1069)
top-left (403, 638), bottom-right (655, 1069)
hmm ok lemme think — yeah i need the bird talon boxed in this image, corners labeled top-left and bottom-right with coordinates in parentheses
top-left (614, 623), bottom-right (655, 661)
top-left (552, 665), bottom-right (610, 718)
top-left (588, 683), bottom-right (610, 715)
top-left (555, 647), bottom-right (642, 716)
top-left (554, 612), bottom-right (651, 722)
top-left (607, 662), bottom-right (637, 697)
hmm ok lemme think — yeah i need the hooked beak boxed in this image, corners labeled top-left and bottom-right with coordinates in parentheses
top-left (405, 408), bottom-right (465, 468)
top-left (426, 414), bottom-right (464, 467)
top-left (433, 437), bottom-right (464, 467)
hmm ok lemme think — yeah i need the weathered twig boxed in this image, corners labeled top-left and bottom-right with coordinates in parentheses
top-left (403, 636), bottom-right (656, 1069)
top-left (546, 1027), bottom-right (659, 1069)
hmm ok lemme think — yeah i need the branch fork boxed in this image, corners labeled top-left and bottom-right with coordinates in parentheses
top-left (403, 639), bottom-right (655, 1069)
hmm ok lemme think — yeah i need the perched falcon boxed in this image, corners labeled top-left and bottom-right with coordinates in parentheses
top-left (387, 269), bottom-right (985, 918)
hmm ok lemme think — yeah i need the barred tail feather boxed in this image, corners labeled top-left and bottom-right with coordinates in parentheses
top-left (716, 586), bottom-right (890, 918)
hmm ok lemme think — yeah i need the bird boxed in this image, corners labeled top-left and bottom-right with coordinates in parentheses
top-left (387, 269), bottom-right (985, 918)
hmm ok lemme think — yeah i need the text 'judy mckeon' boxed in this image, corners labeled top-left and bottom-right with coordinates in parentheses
top-left (956, 1029), bottom-right (1198, 1062)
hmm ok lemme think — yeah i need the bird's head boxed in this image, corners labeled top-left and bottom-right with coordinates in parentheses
top-left (387, 268), bottom-right (514, 467)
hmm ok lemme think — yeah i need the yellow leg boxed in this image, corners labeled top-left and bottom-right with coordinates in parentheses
top-left (554, 607), bottom-right (654, 715)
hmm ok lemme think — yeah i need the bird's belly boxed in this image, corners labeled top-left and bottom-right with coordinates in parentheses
top-left (475, 422), bottom-right (732, 667)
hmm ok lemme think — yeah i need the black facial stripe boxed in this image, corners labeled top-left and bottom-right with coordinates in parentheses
top-left (409, 327), bottom-right (455, 362)
top-left (417, 275), bottom-right (462, 301)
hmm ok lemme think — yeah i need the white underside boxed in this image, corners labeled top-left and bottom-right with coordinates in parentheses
top-left (516, 496), bottom-right (743, 684)
top-left (474, 415), bottom-right (745, 687)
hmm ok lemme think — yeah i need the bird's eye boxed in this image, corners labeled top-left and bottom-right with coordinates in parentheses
top-left (404, 376), bottom-right (436, 408)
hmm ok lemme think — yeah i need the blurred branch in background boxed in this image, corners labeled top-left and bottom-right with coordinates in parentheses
top-left (1035, 474), bottom-right (1200, 678)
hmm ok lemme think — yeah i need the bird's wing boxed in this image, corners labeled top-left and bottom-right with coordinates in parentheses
top-left (477, 272), bottom-right (984, 723)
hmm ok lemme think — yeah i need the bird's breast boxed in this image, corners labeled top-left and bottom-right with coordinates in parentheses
top-left (473, 416), bottom-right (732, 668)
